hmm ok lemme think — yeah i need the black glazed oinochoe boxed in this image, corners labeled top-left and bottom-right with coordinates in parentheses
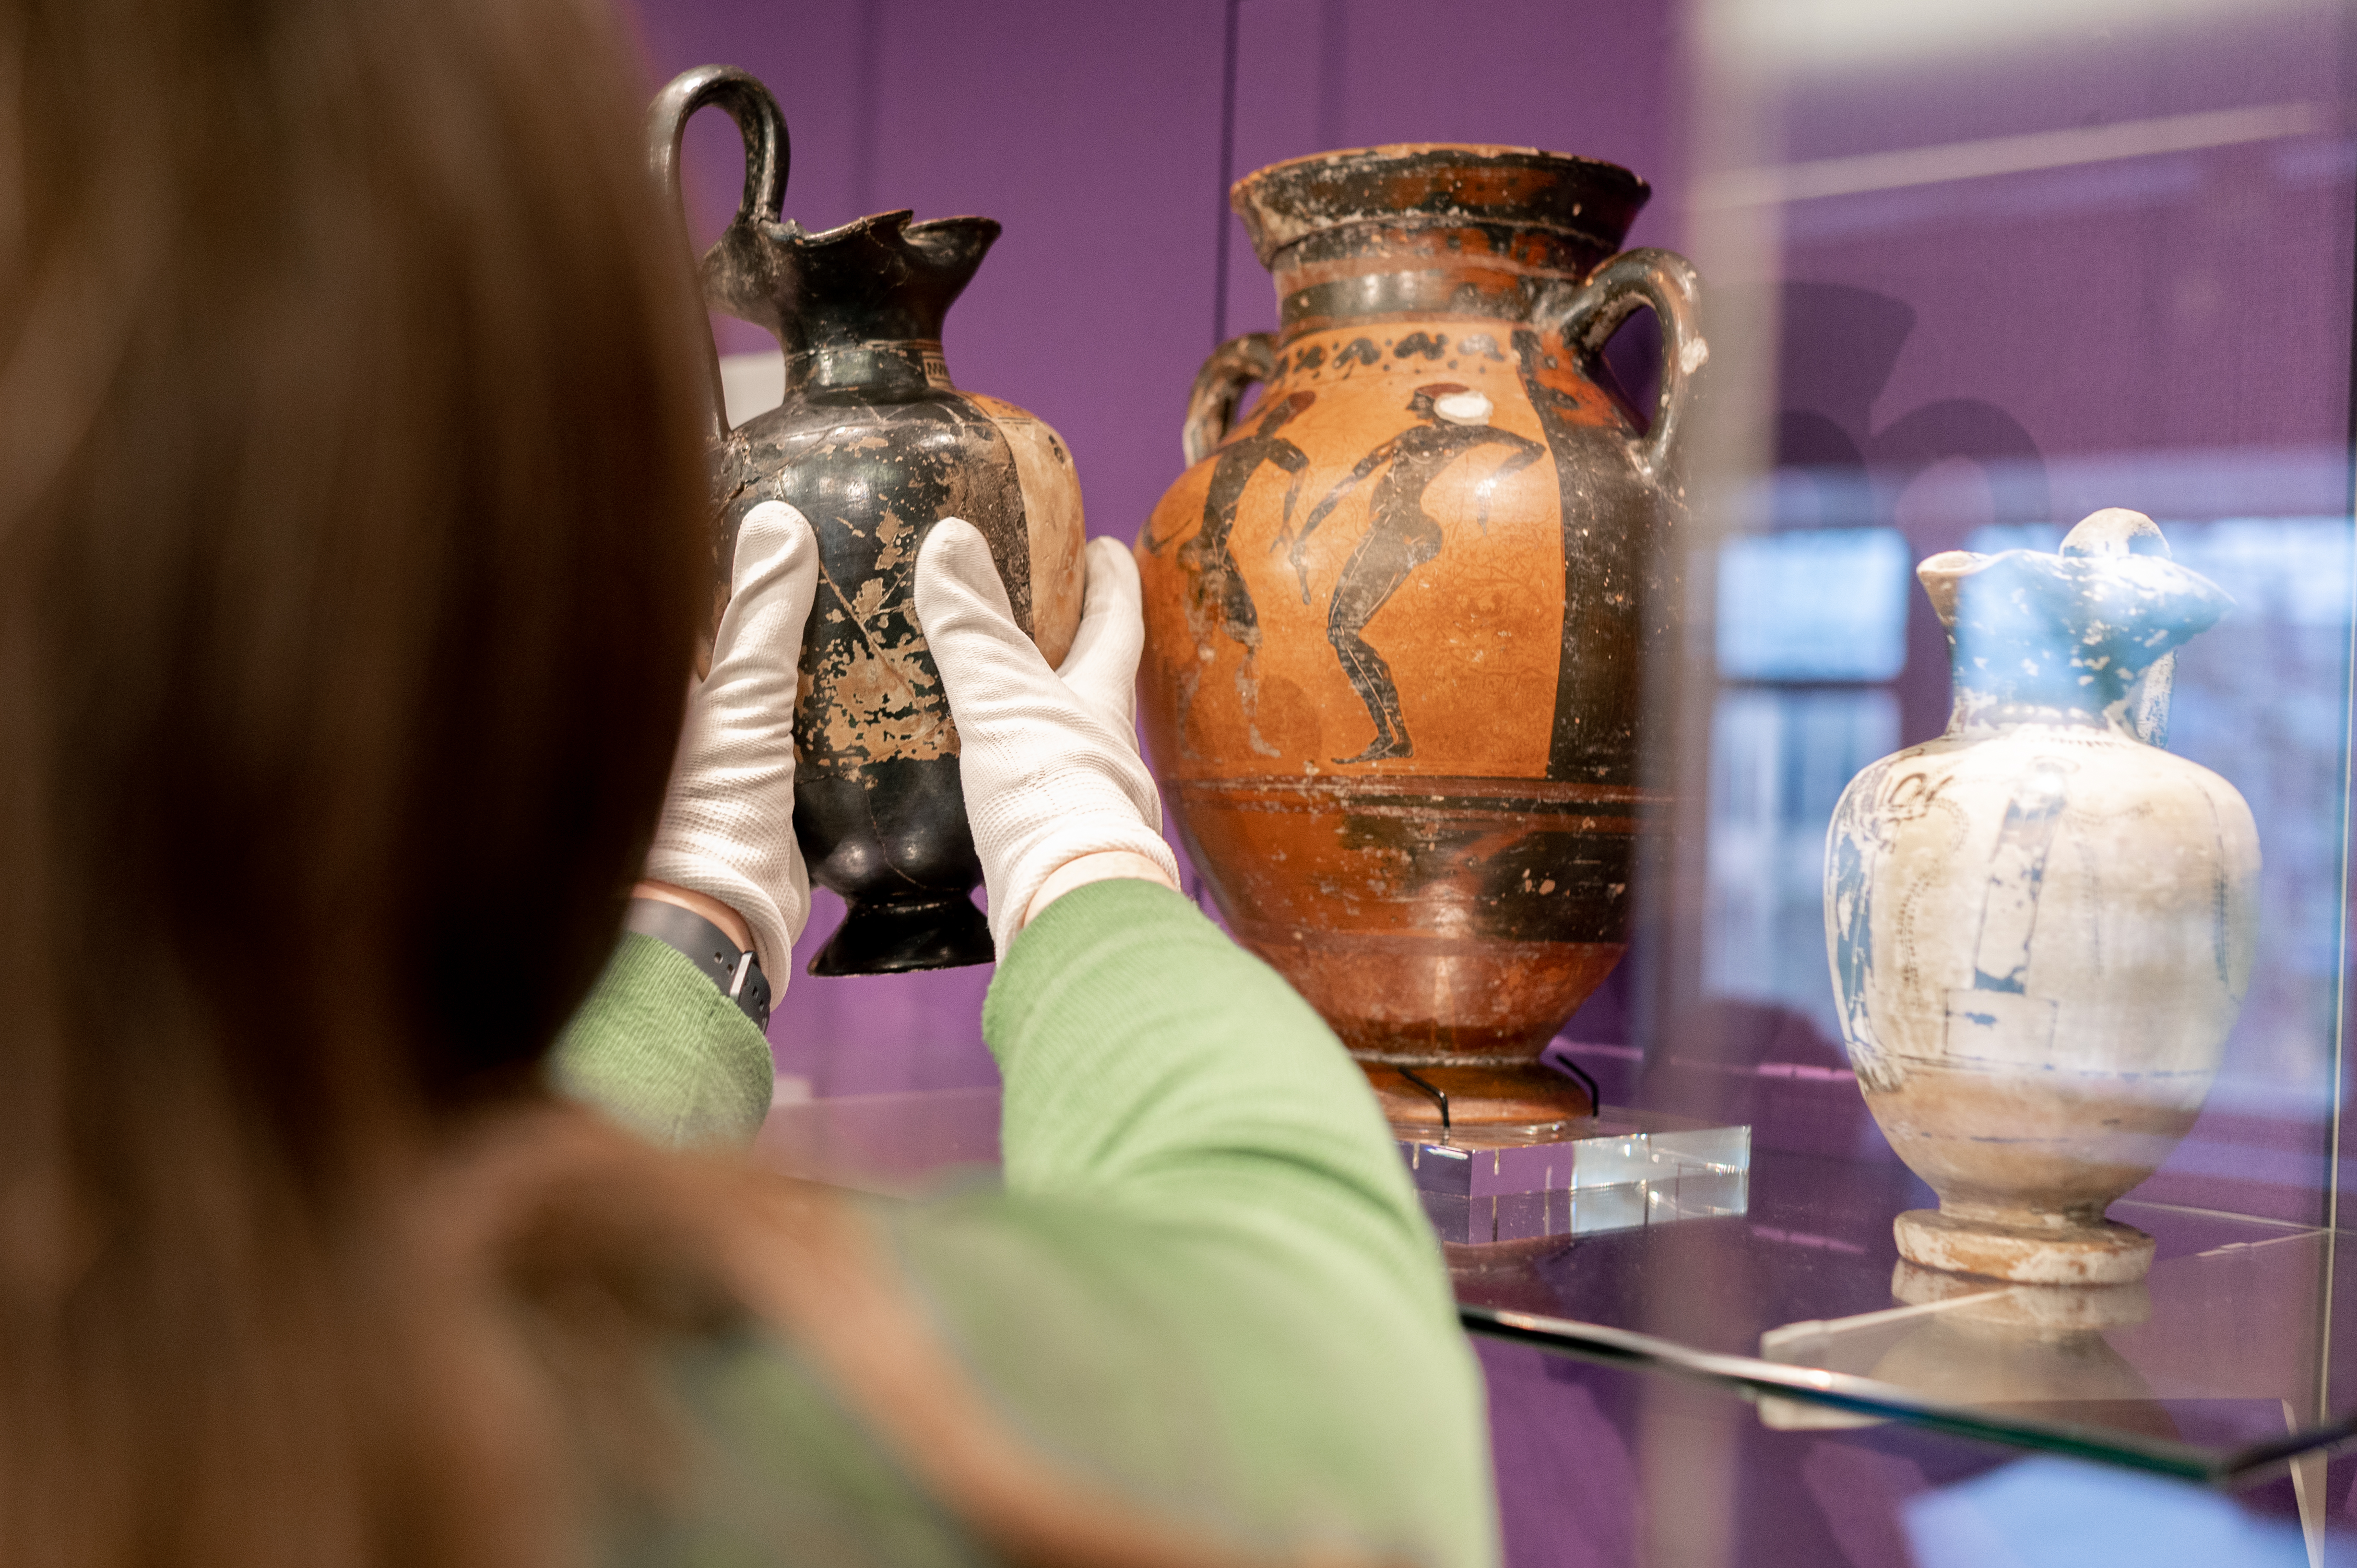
top-left (650, 66), bottom-right (1085, 975)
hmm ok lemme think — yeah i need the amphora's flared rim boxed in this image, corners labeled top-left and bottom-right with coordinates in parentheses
top-left (1231, 142), bottom-right (1649, 268)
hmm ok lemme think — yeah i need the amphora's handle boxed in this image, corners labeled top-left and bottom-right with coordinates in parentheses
top-left (1543, 248), bottom-right (1705, 483)
top-left (1181, 332), bottom-right (1278, 466)
top-left (646, 65), bottom-right (791, 447)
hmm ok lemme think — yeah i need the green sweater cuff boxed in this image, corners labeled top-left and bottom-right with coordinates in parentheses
top-left (550, 931), bottom-right (775, 1147)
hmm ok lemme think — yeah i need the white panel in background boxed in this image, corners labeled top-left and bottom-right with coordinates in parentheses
top-left (1701, 0), bottom-right (2307, 73)
top-left (719, 350), bottom-right (785, 428)
top-left (1716, 527), bottom-right (1910, 683)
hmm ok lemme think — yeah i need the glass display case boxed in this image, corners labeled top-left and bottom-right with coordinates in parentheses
top-left (1465, 0), bottom-right (2357, 1505)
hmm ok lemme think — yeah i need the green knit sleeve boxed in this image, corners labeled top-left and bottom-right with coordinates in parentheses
top-left (882, 880), bottom-right (1497, 1568)
top-left (550, 931), bottom-right (775, 1147)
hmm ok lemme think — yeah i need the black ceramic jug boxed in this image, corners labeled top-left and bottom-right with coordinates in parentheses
top-left (650, 65), bottom-right (1085, 975)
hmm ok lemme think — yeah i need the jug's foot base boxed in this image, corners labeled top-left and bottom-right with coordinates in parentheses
top-left (809, 895), bottom-right (993, 976)
top-left (1360, 1061), bottom-right (1594, 1134)
top-left (1889, 1260), bottom-right (2153, 1328)
top-left (1894, 1207), bottom-right (2154, 1286)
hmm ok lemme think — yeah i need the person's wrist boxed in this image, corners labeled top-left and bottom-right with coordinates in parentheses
top-left (1020, 849), bottom-right (1181, 931)
top-left (633, 879), bottom-right (755, 954)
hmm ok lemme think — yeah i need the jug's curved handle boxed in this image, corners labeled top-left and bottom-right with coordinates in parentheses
top-left (1182, 332), bottom-right (1278, 467)
top-left (1542, 248), bottom-right (1705, 485)
top-left (646, 65), bottom-right (791, 448)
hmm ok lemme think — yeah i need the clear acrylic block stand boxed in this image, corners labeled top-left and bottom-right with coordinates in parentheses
top-left (1401, 1109), bottom-right (1752, 1246)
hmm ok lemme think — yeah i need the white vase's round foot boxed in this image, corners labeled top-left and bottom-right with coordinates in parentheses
top-left (1893, 1208), bottom-right (2155, 1286)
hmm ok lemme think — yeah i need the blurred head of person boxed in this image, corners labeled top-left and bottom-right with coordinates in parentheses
top-left (0, 0), bottom-right (740, 1561)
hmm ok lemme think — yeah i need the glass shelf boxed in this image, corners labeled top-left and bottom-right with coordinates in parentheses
top-left (755, 1084), bottom-right (1004, 1197)
top-left (754, 1087), bottom-right (2357, 1482)
top-left (1449, 1146), bottom-right (2357, 1484)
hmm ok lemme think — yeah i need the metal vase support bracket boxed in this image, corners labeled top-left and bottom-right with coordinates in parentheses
top-left (649, 66), bottom-right (1086, 976)
top-left (1825, 508), bottom-right (2259, 1286)
top-left (1135, 144), bottom-right (1705, 1132)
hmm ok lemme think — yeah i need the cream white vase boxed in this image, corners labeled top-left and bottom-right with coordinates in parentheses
top-left (1824, 509), bottom-right (2259, 1285)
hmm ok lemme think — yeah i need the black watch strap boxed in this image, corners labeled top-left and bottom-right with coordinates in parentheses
top-left (624, 897), bottom-right (773, 1031)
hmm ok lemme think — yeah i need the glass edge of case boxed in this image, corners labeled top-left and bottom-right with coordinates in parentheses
top-left (1458, 1303), bottom-right (2357, 1485)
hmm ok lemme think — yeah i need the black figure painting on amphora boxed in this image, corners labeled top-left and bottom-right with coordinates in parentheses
top-left (1143, 389), bottom-right (1315, 755)
top-left (1278, 383), bottom-right (1544, 763)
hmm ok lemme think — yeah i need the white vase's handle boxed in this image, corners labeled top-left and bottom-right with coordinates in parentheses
top-left (1541, 248), bottom-right (1706, 483)
top-left (2061, 508), bottom-right (2177, 745)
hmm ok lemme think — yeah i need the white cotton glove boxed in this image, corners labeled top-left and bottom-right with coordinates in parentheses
top-left (643, 500), bottom-right (820, 981)
top-left (912, 520), bottom-right (1181, 956)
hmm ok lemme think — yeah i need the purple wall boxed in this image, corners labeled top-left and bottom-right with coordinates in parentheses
top-left (626, 0), bottom-right (1694, 1096)
top-left (625, 4), bottom-right (2357, 1151)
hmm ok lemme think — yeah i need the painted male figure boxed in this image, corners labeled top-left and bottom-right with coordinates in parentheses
top-left (1144, 389), bottom-right (1315, 755)
top-left (1278, 383), bottom-right (1543, 763)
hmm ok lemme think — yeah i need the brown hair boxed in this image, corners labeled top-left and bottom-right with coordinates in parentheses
top-left (0, 0), bottom-right (731, 1561)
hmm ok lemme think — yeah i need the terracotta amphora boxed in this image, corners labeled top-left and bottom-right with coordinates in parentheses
top-left (1826, 509), bottom-right (2259, 1286)
top-left (1135, 145), bottom-right (1705, 1130)
top-left (650, 67), bottom-right (1085, 976)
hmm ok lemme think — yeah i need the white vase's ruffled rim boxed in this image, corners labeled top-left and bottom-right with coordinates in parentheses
top-left (1918, 508), bottom-right (2183, 632)
top-left (1915, 549), bottom-right (1982, 632)
top-left (1914, 509), bottom-right (2233, 723)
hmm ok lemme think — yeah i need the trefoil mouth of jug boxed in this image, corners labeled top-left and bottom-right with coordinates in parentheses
top-left (707, 208), bottom-right (1001, 358)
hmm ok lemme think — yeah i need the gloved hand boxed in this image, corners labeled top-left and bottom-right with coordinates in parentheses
top-left (913, 520), bottom-right (1181, 956)
top-left (643, 500), bottom-right (820, 981)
